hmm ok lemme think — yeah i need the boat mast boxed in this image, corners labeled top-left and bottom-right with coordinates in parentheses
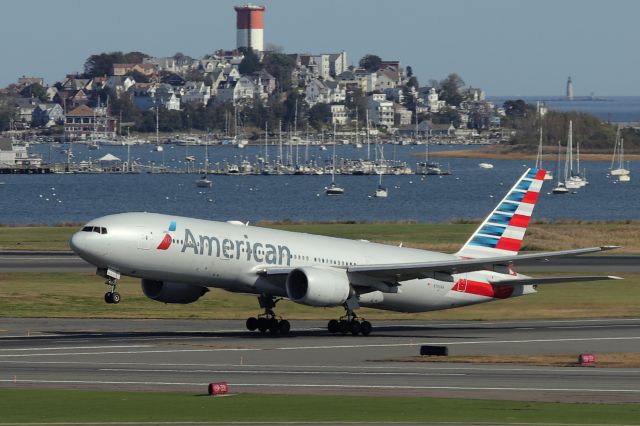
top-left (366, 109), bottom-right (371, 160)
top-left (567, 120), bottom-right (573, 177)
top-left (332, 121), bottom-right (337, 184)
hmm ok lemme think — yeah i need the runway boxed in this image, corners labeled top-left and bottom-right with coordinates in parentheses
top-left (1, 318), bottom-right (639, 403)
top-left (2, 251), bottom-right (639, 273)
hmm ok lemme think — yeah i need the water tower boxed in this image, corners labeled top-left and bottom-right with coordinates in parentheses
top-left (234, 4), bottom-right (265, 52)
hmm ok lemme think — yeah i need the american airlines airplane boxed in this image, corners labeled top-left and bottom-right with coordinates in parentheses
top-left (70, 168), bottom-right (620, 336)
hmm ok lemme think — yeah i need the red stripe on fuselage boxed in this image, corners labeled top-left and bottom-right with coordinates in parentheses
top-left (452, 279), bottom-right (514, 299)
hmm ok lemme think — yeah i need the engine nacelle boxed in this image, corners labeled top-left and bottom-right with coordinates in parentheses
top-left (285, 266), bottom-right (351, 307)
top-left (141, 279), bottom-right (208, 304)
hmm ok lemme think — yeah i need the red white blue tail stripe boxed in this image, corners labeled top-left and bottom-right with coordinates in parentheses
top-left (455, 168), bottom-right (546, 259)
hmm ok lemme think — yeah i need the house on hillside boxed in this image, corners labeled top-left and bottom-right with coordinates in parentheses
top-left (367, 93), bottom-right (394, 128)
top-left (304, 79), bottom-right (346, 106)
top-left (32, 103), bottom-right (64, 127)
top-left (64, 105), bottom-right (117, 140)
top-left (111, 63), bottom-right (157, 77)
top-left (215, 76), bottom-right (255, 106)
top-left (182, 81), bottom-right (211, 106)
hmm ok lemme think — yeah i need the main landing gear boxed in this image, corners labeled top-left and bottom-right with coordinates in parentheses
top-left (246, 295), bottom-right (290, 335)
top-left (104, 276), bottom-right (121, 304)
top-left (327, 298), bottom-right (372, 336)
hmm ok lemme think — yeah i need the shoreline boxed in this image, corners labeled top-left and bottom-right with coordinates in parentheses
top-left (416, 145), bottom-right (640, 161)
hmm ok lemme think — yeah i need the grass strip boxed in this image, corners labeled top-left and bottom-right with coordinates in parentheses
top-left (0, 390), bottom-right (639, 424)
top-left (1, 272), bottom-right (639, 320)
top-left (1, 222), bottom-right (639, 253)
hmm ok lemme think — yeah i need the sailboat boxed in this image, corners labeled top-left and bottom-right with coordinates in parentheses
top-left (374, 172), bottom-right (388, 198)
top-left (416, 130), bottom-right (450, 175)
top-left (325, 123), bottom-right (344, 195)
top-left (154, 106), bottom-right (163, 152)
top-left (564, 121), bottom-right (585, 189)
top-left (552, 139), bottom-right (569, 194)
top-left (610, 126), bottom-right (631, 181)
top-left (196, 141), bottom-right (213, 188)
top-left (535, 127), bottom-right (553, 180)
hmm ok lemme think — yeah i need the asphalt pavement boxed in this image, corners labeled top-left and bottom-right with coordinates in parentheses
top-left (1, 317), bottom-right (639, 403)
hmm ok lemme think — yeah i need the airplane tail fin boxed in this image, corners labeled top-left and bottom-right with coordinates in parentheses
top-left (455, 168), bottom-right (546, 259)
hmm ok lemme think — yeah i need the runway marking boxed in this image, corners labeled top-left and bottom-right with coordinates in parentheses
top-left (2, 336), bottom-right (640, 357)
top-left (98, 368), bottom-right (465, 377)
top-left (0, 345), bottom-right (153, 352)
top-left (1, 379), bottom-right (639, 394)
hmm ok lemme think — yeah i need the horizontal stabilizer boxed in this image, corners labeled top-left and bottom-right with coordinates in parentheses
top-left (489, 275), bottom-right (623, 286)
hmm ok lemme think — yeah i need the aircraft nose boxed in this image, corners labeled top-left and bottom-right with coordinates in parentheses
top-left (69, 231), bottom-right (86, 256)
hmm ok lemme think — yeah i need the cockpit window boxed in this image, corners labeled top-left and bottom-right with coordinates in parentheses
top-left (81, 226), bottom-right (107, 234)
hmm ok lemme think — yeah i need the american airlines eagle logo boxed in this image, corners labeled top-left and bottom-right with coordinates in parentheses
top-left (156, 221), bottom-right (177, 250)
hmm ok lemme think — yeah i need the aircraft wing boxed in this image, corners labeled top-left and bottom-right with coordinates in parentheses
top-left (489, 275), bottom-right (623, 285)
top-left (346, 246), bottom-right (620, 282)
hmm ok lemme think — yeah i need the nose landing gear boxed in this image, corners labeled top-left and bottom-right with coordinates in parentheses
top-left (104, 276), bottom-right (121, 304)
top-left (246, 295), bottom-right (290, 335)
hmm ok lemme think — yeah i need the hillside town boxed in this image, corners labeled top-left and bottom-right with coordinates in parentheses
top-left (0, 5), bottom-right (506, 146)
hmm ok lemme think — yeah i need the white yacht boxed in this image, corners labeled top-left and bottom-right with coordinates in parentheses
top-left (610, 126), bottom-right (630, 180)
top-left (479, 162), bottom-right (494, 169)
top-left (374, 172), bottom-right (388, 198)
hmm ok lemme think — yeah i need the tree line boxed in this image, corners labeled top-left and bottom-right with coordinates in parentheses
top-left (502, 100), bottom-right (640, 152)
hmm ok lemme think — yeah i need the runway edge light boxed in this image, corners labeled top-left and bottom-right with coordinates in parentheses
top-left (208, 382), bottom-right (229, 396)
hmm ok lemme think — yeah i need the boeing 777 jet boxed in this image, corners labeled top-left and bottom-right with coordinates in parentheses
top-left (70, 168), bottom-right (620, 336)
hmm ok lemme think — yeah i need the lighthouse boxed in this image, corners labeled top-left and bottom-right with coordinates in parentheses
top-left (566, 76), bottom-right (574, 101)
top-left (234, 4), bottom-right (265, 53)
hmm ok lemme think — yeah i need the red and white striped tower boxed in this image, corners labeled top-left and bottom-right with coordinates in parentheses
top-left (234, 4), bottom-right (265, 52)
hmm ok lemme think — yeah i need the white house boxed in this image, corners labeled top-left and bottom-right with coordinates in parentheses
top-left (216, 76), bottom-right (255, 105)
top-left (330, 105), bottom-right (348, 125)
top-left (304, 79), bottom-right (346, 107)
top-left (367, 93), bottom-right (394, 128)
top-left (426, 87), bottom-right (446, 112)
top-left (182, 81), bottom-right (211, 106)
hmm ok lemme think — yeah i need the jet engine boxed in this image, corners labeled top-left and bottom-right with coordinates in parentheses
top-left (285, 266), bottom-right (351, 307)
top-left (141, 279), bottom-right (209, 304)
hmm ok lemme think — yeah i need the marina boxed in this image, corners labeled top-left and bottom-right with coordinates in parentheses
top-left (0, 142), bottom-right (636, 225)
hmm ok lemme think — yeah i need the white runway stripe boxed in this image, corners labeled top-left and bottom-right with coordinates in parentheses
top-left (1, 336), bottom-right (640, 357)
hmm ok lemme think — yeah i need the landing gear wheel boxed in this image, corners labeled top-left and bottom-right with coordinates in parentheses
top-left (339, 320), bottom-right (349, 335)
top-left (327, 319), bottom-right (339, 333)
top-left (246, 317), bottom-right (258, 331)
top-left (257, 317), bottom-right (269, 333)
top-left (249, 295), bottom-right (291, 336)
top-left (278, 320), bottom-right (290, 335)
top-left (268, 318), bottom-right (279, 334)
top-left (350, 320), bottom-right (362, 335)
top-left (360, 320), bottom-right (372, 336)
top-left (104, 275), bottom-right (120, 304)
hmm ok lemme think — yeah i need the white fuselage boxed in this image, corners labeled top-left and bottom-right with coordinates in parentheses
top-left (70, 212), bottom-right (535, 313)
